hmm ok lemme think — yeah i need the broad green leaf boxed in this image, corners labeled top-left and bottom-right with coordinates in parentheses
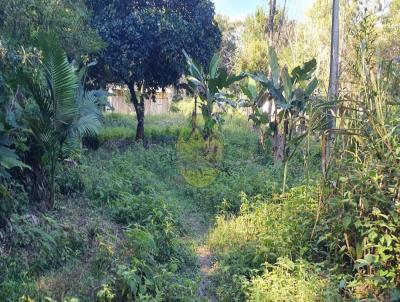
top-left (0, 145), bottom-right (30, 172)
top-left (183, 50), bottom-right (203, 81)
top-left (247, 72), bottom-right (269, 84)
top-left (291, 58), bottom-right (317, 82)
top-left (247, 78), bottom-right (257, 99)
top-left (281, 66), bottom-right (292, 100)
top-left (259, 80), bottom-right (286, 106)
top-left (215, 68), bottom-right (228, 90)
top-left (255, 87), bottom-right (268, 107)
top-left (343, 216), bottom-right (352, 230)
top-left (305, 78), bottom-right (319, 95)
top-left (225, 73), bottom-right (246, 87)
top-left (186, 76), bottom-right (204, 90)
top-left (209, 53), bottom-right (221, 79)
top-left (268, 47), bottom-right (280, 87)
top-left (240, 85), bottom-right (253, 100)
top-left (364, 254), bottom-right (377, 265)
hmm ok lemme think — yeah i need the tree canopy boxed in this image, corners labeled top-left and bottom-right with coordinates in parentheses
top-left (86, 0), bottom-right (221, 140)
top-left (235, 8), bottom-right (269, 74)
top-left (0, 0), bottom-right (103, 59)
top-left (215, 15), bottom-right (242, 74)
top-left (88, 0), bottom-right (220, 87)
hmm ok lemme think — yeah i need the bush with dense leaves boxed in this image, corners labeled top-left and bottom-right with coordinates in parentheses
top-left (208, 186), bottom-right (319, 301)
top-left (246, 257), bottom-right (341, 302)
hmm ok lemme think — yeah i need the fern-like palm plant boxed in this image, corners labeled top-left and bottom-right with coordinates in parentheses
top-left (25, 33), bottom-right (104, 208)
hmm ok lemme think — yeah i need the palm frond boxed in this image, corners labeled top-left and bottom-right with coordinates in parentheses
top-left (37, 32), bottom-right (78, 130)
top-left (74, 114), bottom-right (101, 138)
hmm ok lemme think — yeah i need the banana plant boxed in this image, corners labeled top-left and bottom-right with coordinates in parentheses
top-left (183, 50), bottom-right (244, 138)
top-left (249, 47), bottom-right (319, 192)
top-left (250, 48), bottom-right (318, 116)
top-left (238, 78), bottom-right (270, 148)
top-left (24, 32), bottom-right (106, 208)
top-left (239, 78), bottom-right (269, 127)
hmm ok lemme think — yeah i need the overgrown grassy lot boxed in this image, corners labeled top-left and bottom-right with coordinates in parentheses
top-left (0, 109), bottom-right (305, 301)
top-left (1, 0), bottom-right (399, 300)
top-left (1, 107), bottom-right (398, 301)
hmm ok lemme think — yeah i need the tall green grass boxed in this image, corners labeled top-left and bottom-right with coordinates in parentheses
top-left (207, 186), bottom-right (321, 301)
top-left (247, 257), bottom-right (341, 302)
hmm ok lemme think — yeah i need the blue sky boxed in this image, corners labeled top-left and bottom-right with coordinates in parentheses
top-left (212, 0), bottom-right (315, 21)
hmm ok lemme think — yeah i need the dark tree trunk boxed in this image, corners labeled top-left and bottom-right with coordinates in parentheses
top-left (135, 97), bottom-right (145, 141)
top-left (49, 153), bottom-right (56, 210)
top-left (192, 94), bottom-right (198, 132)
top-left (127, 81), bottom-right (145, 141)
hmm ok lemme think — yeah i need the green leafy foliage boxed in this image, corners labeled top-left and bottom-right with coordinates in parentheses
top-left (0, 181), bottom-right (28, 227)
top-left (0, 74), bottom-right (30, 179)
top-left (183, 50), bottom-right (245, 137)
top-left (208, 186), bottom-right (319, 301)
top-left (23, 32), bottom-right (105, 207)
top-left (235, 7), bottom-right (269, 75)
top-left (0, 212), bottom-right (86, 302)
top-left (248, 48), bottom-right (319, 191)
top-left (87, 0), bottom-right (221, 140)
top-left (0, 0), bottom-right (104, 59)
top-left (250, 48), bottom-right (318, 112)
top-left (239, 78), bottom-right (269, 127)
top-left (0, 123), bottom-right (29, 179)
top-left (312, 12), bottom-right (400, 299)
top-left (247, 258), bottom-right (341, 302)
top-left (0, 2), bottom-right (399, 301)
top-left (82, 145), bottom-right (202, 301)
top-left (56, 165), bottom-right (85, 196)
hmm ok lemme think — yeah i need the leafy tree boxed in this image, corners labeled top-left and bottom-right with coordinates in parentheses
top-left (235, 5), bottom-right (291, 75)
top-left (384, 0), bottom-right (400, 58)
top-left (177, 52), bottom-right (243, 189)
top-left (0, 0), bottom-right (103, 59)
top-left (215, 15), bottom-right (242, 74)
top-left (87, 0), bottom-right (221, 141)
top-left (236, 7), bottom-right (269, 74)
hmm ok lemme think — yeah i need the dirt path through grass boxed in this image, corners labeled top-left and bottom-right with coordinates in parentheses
top-left (196, 245), bottom-right (217, 301)
top-left (180, 203), bottom-right (217, 301)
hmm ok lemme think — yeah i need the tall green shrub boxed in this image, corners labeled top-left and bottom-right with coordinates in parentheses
top-left (24, 33), bottom-right (105, 208)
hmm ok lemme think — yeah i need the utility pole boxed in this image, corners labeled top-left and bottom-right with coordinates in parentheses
top-left (328, 0), bottom-right (340, 128)
top-left (323, 0), bottom-right (340, 175)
